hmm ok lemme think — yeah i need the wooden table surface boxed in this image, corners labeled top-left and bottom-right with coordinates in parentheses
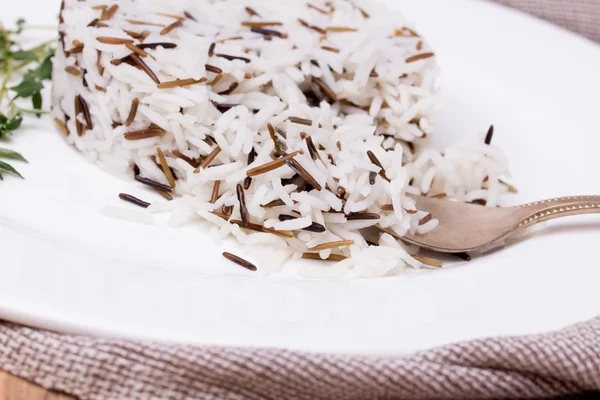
top-left (0, 372), bottom-right (74, 400)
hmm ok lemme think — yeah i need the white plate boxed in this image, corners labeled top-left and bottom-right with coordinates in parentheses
top-left (2, 0), bottom-right (600, 355)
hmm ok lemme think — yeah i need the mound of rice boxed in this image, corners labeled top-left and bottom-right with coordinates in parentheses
top-left (52, 0), bottom-right (511, 277)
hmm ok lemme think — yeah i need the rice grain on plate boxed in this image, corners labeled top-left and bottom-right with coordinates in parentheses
top-left (53, 0), bottom-right (511, 277)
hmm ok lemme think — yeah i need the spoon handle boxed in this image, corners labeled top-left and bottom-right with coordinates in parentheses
top-left (517, 196), bottom-right (600, 228)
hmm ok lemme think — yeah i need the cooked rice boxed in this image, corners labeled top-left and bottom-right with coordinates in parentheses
top-left (53, 0), bottom-right (511, 277)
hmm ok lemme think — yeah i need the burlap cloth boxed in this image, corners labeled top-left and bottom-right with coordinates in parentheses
top-left (2, 1), bottom-right (600, 399)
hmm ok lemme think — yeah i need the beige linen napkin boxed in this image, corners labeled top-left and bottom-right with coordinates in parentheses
top-left (495, 0), bottom-right (600, 42)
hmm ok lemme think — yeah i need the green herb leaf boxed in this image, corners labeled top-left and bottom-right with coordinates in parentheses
top-left (15, 18), bottom-right (26, 34)
top-left (0, 19), bottom-right (56, 184)
top-left (11, 50), bottom-right (38, 61)
top-left (0, 161), bottom-right (24, 178)
top-left (5, 115), bottom-right (23, 131)
top-left (37, 55), bottom-right (53, 80)
top-left (10, 79), bottom-right (43, 98)
top-left (32, 91), bottom-right (42, 115)
top-left (0, 148), bottom-right (28, 162)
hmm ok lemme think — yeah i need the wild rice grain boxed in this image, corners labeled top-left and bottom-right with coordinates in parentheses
top-left (135, 175), bottom-right (173, 192)
top-left (184, 11), bottom-right (197, 21)
top-left (208, 42), bottom-right (216, 56)
top-left (125, 98), bottom-right (139, 126)
top-left (286, 157), bottom-right (322, 191)
top-left (454, 252), bottom-right (472, 262)
top-left (369, 171), bottom-right (377, 185)
top-left (124, 127), bottom-right (166, 140)
top-left (231, 220), bottom-right (294, 238)
top-left (302, 253), bottom-right (348, 262)
top-left (96, 50), bottom-right (105, 75)
top-left (278, 215), bottom-right (326, 233)
top-left (172, 150), bottom-right (199, 167)
top-left (65, 66), bottom-right (81, 76)
top-left (262, 199), bottom-right (286, 208)
top-left (395, 27), bottom-right (420, 37)
top-left (119, 193), bottom-right (150, 208)
top-left (215, 53), bottom-right (251, 63)
top-left (347, 213), bottom-right (380, 220)
top-left (194, 146), bottom-right (222, 173)
top-left (246, 150), bottom-right (303, 177)
top-left (160, 20), bottom-right (184, 35)
top-left (313, 77), bottom-right (337, 101)
top-left (217, 36), bottom-right (243, 43)
top-left (244, 148), bottom-right (256, 190)
top-left (96, 37), bottom-right (134, 45)
top-left (236, 184), bottom-right (250, 227)
top-left (288, 116), bottom-right (312, 126)
top-left (250, 27), bottom-right (287, 38)
top-left (76, 95), bottom-right (93, 130)
top-left (205, 64), bottom-right (223, 74)
top-left (419, 213), bottom-right (432, 226)
top-left (209, 74), bottom-right (223, 86)
top-left (156, 190), bottom-right (173, 201)
top-left (298, 19), bottom-right (327, 35)
top-left (406, 52), bottom-right (435, 63)
top-left (222, 252), bottom-right (257, 271)
top-left (137, 42), bottom-right (177, 50)
top-left (157, 78), bottom-right (207, 89)
top-left (210, 181), bottom-right (221, 203)
top-left (100, 4), bottom-right (119, 20)
top-left (245, 6), bottom-right (260, 16)
top-left (308, 240), bottom-right (354, 251)
top-left (124, 30), bottom-right (144, 39)
top-left (155, 12), bottom-right (185, 20)
top-left (275, 127), bottom-right (287, 138)
top-left (485, 125), bottom-right (494, 145)
top-left (321, 45), bottom-right (340, 53)
top-left (54, 118), bottom-right (69, 136)
top-left (308, 3), bottom-right (329, 14)
top-left (129, 54), bottom-right (160, 84)
top-left (241, 21), bottom-right (283, 28)
top-left (327, 27), bottom-right (358, 32)
top-left (500, 179), bottom-right (518, 194)
top-left (367, 150), bottom-right (390, 182)
top-left (215, 103), bottom-right (236, 113)
top-left (305, 136), bottom-right (321, 162)
top-left (267, 123), bottom-right (282, 156)
top-left (413, 255), bottom-right (443, 268)
top-left (156, 148), bottom-right (176, 188)
top-left (125, 42), bottom-right (149, 57)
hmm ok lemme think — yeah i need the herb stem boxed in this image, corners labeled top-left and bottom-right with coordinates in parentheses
top-left (0, 19), bottom-right (57, 181)
top-left (12, 104), bottom-right (48, 115)
top-left (0, 57), bottom-right (13, 105)
top-left (23, 25), bottom-right (56, 31)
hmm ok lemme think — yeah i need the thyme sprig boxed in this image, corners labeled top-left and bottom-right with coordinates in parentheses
top-left (0, 18), bottom-right (55, 180)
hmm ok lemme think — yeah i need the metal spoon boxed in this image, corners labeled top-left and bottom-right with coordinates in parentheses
top-left (384, 195), bottom-right (600, 253)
